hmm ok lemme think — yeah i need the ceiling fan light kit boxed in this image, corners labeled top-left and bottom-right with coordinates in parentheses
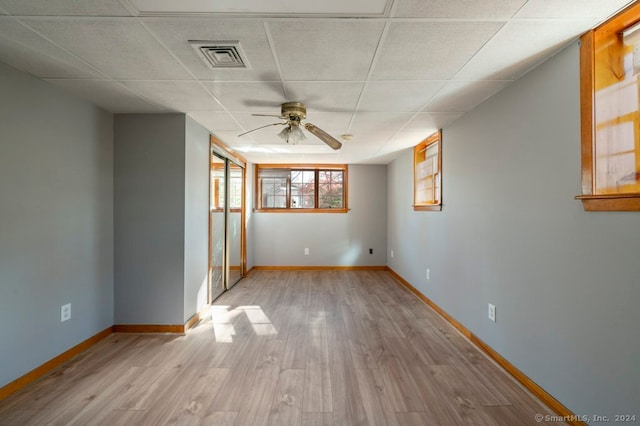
top-left (239, 102), bottom-right (343, 150)
top-left (278, 124), bottom-right (307, 144)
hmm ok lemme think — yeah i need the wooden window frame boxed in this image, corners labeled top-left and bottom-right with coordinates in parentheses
top-left (255, 164), bottom-right (349, 213)
top-left (577, 2), bottom-right (640, 211)
top-left (413, 130), bottom-right (442, 211)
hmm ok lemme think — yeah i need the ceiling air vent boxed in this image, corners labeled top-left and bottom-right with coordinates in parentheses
top-left (189, 40), bottom-right (250, 69)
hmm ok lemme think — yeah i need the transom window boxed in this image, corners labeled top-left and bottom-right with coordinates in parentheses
top-left (256, 164), bottom-right (348, 212)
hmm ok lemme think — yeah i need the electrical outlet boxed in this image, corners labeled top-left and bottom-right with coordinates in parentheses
top-left (61, 303), bottom-right (71, 322)
top-left (488, 303), bottom-right (496, 322)
top-left (369, 248), bottom-right (373, 254)
top-left (390, 250), bottom-right (394, 258)
top-left (426, 268), bottom-right (430, 280)
top-left (304, 248), bottom-right (309, 255)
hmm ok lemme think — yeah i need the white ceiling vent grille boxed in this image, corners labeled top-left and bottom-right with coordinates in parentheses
top-left (189, 40), bottom-right (250, 69)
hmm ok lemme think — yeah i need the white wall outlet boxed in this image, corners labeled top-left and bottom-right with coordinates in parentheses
top-left (304, 248), bottom-right (310, 255)
top-left (391, 250), bottom-right (394, 258)
top-left (61, 303), bottom-right (71, 322)
top-left (488, 303), bottom-right (496, 322)
top-left (426, 268), bottom-right (430, 280)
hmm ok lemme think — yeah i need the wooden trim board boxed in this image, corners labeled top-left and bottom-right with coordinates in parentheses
top-left (184, 305), bottom-right (212, 332)
top-left (2, 318), bottom-right (205, 400)
top-left (0, 326), bottom-right (113, 401)
top-left (113, 324), bottom-right (185, 334)
top-left (251, 265), bottom-right (387, 271)
top-left (386, 267), bottom-right (585, 426)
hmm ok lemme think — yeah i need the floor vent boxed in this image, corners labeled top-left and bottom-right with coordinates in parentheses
top-left (189, 40), bottom-right (250, 69)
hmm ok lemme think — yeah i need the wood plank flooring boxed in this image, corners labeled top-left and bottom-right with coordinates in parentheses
top-left (0, 270), bottom-right (556, 425)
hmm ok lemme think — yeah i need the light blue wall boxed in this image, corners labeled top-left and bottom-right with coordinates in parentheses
top-left (387, 42), bottom-right (640, 417)
top-left (0, 62), bottom-right (113, 387)
top-left (114, 114), bottom-right (186, 325)
top-left (253, 164), bottom-right (387, 266)
top-left (184, 116), bottom-right (210, 321)
top-left (114, 114), bottom-right (212, 325)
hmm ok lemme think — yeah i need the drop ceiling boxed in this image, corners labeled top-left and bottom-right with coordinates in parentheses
top-left (0, 0), bottom-right (633, 163)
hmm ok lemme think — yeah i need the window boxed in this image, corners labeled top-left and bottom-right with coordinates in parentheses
top-left (256, 164), bottom-right (348, 212)
top-left (414, 130), bottom-right (442, 211)
top-left (577, 2), bottom-right (640, 211)
top-left (210, 162), bottom-right (243, 211)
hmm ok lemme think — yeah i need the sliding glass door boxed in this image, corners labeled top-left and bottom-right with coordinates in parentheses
top-left (209, 153), bottom-right (226, 302)
top-left (209, 141), bottom-right (245, 302)
top-left (227, 161), bottom-right (243, 289)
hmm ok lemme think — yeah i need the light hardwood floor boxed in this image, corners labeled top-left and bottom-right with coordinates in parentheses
top-left (0, 270), bottom-right (555, 425)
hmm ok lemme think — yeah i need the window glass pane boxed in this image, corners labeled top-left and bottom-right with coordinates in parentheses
top-left (261, 177), bottom-right (287, 208)
top-left (229, 165), bottom-right (243, 209)
top-left (318, 170), bottom-right (344, 208)
top-left (211, 167), bottom-right (225, 209)
top-left (290, 170), bottom-right (315, 208)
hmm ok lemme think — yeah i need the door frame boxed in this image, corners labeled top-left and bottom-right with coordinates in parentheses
top-left (208, 135), bottom-right (247, 303)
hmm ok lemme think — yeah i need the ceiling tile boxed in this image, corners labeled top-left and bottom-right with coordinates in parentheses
top-left (188, 111), bottom-right (241, 132)
top-left (331, 138), bottom-right (388, 159)
top-left (130, 0), bottom-right (389, 15)
top-left (371, 22), bottom-right (504, 80)
top-left (211, 130), bottom-right (246, 146)
top-left (121, 81), bottom-right (222, 111)
top-left (340, 131), bottom-right (395, 149)
top-left (365, 150), bottom-right (408, 164)
top-left (233, 113), bottom-right (288, 133)
top-left (302, 111), bottom-right (353, 132)
top-left (285, 82), bottom-right (363, 112)
top-left (44, 79), bottom-right (164, 113)
top-left (23, 19), bottom-right (191, 80)
top-left (0, 0), bottom-right (133, 16)
top-left (423, 80), bottom-right (510, 112)
top-left (403, 112), bottom-right (464, 131)
top-left (268, 20), bottom-right (385, 81)
top-left (143, 19), bottom-right (281, 81)
top-left (204, 81), bottom-right (286, 111)
top-left (358, 81), bottom-right (445, 112)
top-left (349, 112), bottom-right (413, 133)
top-left (0, 21), bottom-right (102, 78)
top-left (454, 20), bottom-right (595, 80)
top-left (376, 130), bottom-right (429, 155)
top-left (241, 151), bottom-right (349, 165)
top-left (393, 0), bottom-right (526, 18)
top-left (515, 0), bottom-right (633, 19)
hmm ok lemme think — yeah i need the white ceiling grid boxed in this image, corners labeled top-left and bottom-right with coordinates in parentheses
top-left (0, 0), bottom-right (634, 163)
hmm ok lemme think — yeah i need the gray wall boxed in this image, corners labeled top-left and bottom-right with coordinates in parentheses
top-left (0, 62), bottom-right (113, 387)
top-left (387, 42), bottom-right (640, 417)
top-left (184, 116), bottom-right (210, 321)
top-left (114, 114), bottom-right (186, 325)
top-left (254, 164), bottom-right (387, 266)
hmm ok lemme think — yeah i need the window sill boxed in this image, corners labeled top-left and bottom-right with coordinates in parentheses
top-left (254, 208), bottom-right (349, 213)
top-left (575, 194), bottom-right (640, 211)
top-left (413, 204), bottom-right (442, 211)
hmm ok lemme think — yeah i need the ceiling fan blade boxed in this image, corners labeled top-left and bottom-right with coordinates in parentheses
top-left (238, 122), bottom-right (285, 137)
top-left (251, 113), bottom-right (284, 118)
top-left (304, 123), bottom-right (342, 150)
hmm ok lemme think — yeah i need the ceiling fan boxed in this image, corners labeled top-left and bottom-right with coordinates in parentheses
top-left (238, 102), bottom-right (342, 150)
